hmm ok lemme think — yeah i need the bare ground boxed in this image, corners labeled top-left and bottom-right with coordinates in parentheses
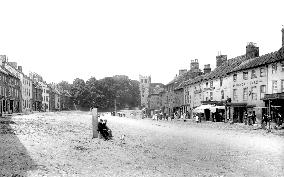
top-left (1, 111), bottom-right (284, 177)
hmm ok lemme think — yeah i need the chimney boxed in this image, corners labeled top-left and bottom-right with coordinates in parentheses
top-left (203, 64), bottom-right (211, 74)
top-left (190, 59), bottom-right (199, 72)
top-left (246, 42), bottom-right (259, 59)
top-left (282, 27), bottom-right (284, 47)
top-left (0, 55), bottom-right (7, 66)
top-left (179, 69), bottom-right (187, 75)
top-left (216, 54), bottom-right (227, 67)
top-left (18, 66), bottom-right (22, 72)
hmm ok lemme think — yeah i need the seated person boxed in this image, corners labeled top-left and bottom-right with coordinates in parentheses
top-left (103, 119), bottom-right (112, 138)
top-left (97, 119), bottom-right (109, 140)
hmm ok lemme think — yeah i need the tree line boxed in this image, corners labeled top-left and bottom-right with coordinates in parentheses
top-left (57, 76), bottom-right (141, 111)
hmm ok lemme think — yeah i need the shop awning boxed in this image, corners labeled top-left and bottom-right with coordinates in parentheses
top-left (193, 105), bottom-right (214, 113)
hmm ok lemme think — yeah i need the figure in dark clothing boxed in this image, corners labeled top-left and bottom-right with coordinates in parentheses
top-left (103, 119), bottom-right (112, 139)
top-left (97, 119), bottom-right (109, 140)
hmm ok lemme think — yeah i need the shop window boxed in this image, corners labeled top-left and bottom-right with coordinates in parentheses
top-left (251, 86), bottom-right (257, 100)
top-left (272, 63), bottom-right (277, 74)
top-left (243, 72), bottom-right (248, 80)
top-left (233, 89), bottom-right (237, 101)
top-left (233, 74), bottom-right (237, 82)
top-left (243, 87), bottom-right (248, 101)
top-left (251, 70), bottom-right (257, 79)
top-left (260, 85), bottom-right (266, 99)
top-left (260, 68), bottom-right (266, 77)
top-left (272, 80), bottom-right (278, 93)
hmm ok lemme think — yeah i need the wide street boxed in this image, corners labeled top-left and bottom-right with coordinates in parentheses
top-left (1, 111), bottom-right (284, 177)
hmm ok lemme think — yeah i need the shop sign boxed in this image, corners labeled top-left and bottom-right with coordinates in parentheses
top-left (233, 80), bottom-right (263, 88)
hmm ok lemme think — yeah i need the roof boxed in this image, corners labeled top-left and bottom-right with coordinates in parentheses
top-left (3, 64), bottom-right (20, 79)
top-left (182, 54), bottom-right (247, 86)
top-left (149, 83), bottom-right (164, 95)
top-left (204, 55), bottom-right (247, 80)
top-left (230, 46), bottom-right (284, 73)
top-left (230, 52), bottom-right (278, 73)
top-left (0, 65), bottom-right (8, 75)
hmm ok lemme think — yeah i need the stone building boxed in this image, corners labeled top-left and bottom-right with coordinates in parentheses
top-left (0, 55), bottom-right (21, 114)
top-left (6, 64), bottom-right (33, 113)
top-left (139, 75), bottom-right (151, 108)
top-left (182, 28), bottom-right (284, 124)
top-left (147, 83), bottom-right (164, 115)
top-left (29, 72), bottom-right (49, 111)
top-left (48, 84), bottom-right (61, 111)
top-left (32, 81), bottom-right (43, 111)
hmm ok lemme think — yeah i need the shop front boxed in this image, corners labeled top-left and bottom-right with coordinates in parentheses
top-left (226, 103), bottom-right (255, 123)
top-left (262, 93), bottom-right (284, 126)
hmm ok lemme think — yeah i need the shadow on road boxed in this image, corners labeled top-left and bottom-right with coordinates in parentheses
top-left (0, 116), bottom-right (38, 176)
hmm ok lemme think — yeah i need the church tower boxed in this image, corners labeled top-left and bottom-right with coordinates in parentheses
top-left (139, 75), bottom-right (151, 108)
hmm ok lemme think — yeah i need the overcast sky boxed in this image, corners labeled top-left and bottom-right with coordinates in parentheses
top-left (0, 0), bottom-right (283, 84)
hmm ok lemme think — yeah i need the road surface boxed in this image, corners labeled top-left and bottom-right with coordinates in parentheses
top-left (1, 111), bottom-right (283, 177)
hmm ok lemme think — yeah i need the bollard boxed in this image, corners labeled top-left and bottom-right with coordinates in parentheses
top-left (92, 108), bottom-right (98, 138)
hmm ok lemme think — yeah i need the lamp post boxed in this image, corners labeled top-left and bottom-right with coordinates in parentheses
top-left (268, 100), bottom-right (271, 132)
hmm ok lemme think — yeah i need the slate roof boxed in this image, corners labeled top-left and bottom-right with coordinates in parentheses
top-left (0, 65), bottom-right (9, 75)
top-left (230, 52), bottom-right (277, 73)
top-left (230, 46), bottom-right (284, 73)
top-left (183, 54), bottom-right (246, 86)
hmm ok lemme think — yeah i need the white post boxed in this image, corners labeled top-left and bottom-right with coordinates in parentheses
top-left (92, 108), bottom-right (98, 138)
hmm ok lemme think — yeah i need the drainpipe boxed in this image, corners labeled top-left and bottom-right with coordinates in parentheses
top-left (266, 64), bottom-right (271, 132)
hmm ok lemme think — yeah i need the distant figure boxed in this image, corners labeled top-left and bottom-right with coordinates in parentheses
top-left (195, 114), bottom-right (199, 123)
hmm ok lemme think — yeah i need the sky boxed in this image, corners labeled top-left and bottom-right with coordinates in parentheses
top-left (0, 0), bottom-right (283, 85)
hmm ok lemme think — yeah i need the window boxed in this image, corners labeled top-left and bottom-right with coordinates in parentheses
top-left (281, 61), bottom-right (284, 72)
top-left (272, 63), bottom-right (277, 74)
top-left (243, 72), bottom-right (248, 80)
top-left (210, 92), bottom-right (213, 100)
top-left (272, 81), bottom-right (278, 93)
top-left (206, 82), bottom-right (208, 87)
top-left (210, 81), bottom-right (213, 88)
top-left (221, 90), bottom-right (224, 99)
top-left (243, 88), bottom-right (248, 101)
top-left (260, 85), bottom-right (266, 99)
top-left (251, 86), bottom-right (257, 100)
top-left (260, 68), bottom-right (266, 77)
top-left (281, 80), bottom-right (284, 93)
top-left (233, 74), bottom-right (237, 82)
top-left (251, 70), bottom-right (257, 79)
top-left (220, 78), bottom-right (223, 86)
top-left (144, 79), bottom-right (147, 83)
top-left (233, 89), bottom-right (237, 101)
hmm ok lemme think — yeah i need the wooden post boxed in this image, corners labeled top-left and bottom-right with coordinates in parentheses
top-left (92, 108), bottom-right (98, 138)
